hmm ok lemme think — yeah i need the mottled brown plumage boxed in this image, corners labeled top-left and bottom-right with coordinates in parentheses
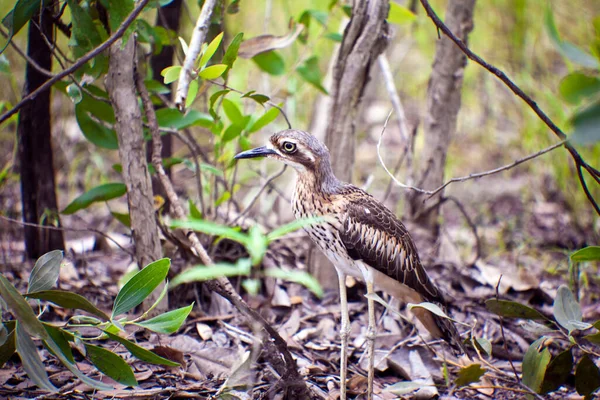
top-left (235, 129), bottom-right (463, 398)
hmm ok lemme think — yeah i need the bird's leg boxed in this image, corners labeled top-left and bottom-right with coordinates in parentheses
top-left (337, 270), bottom-right (350, 400)
top-left (366, 280), bottom-right (376, 400)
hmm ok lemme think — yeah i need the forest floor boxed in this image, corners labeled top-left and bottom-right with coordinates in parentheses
top-left (0, 165), bottom-right (599, 399)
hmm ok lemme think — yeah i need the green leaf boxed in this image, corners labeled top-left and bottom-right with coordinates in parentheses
top-left (28, 250), bottom-right (63, 294)
top-left (553, 285), bottom-right (583, 333)
top-left (559, 73), bottom-right (600, 105)
top-left (85, 344), bottom-right (137, 386)
top-left (264, 268), bottom-right (323, 298)
top-left (43, 323), bottom-right (75, 364)
top-left (383, 381), bottom-right (422, 395)
top-left (474, 337), bottom-right (492, 357)
top-left (186, 79), bottom-right (199, 109)
top-left (170, 259), bottom-right (252, 287)
top-left (544, 7), bottom-right (599, 69)
top-left (170, 219), bottom-right (248, 244)
top-left (0, 323), bottom-right (16, 368)
top-left (388, 2), bottom-right (417, 24)
top-left (325, 32), bottom-right (343, 42)
top-left (67, 0), bottom-right (103, 57)
top-left (161, 65), bottom-right (182, 84)
top-left (144, 79), bottom-right (171, 95)
top-left (253, 51), bottom-right (285, 76)
top-left (62, 183), bottom-right (127, 215)
top-left (16, 323), bottom-right (57, 392)
top-left (485, 299), bottom-right (547, 320)
top-left (103, 331), bottom-right (180, 366)
top-left (189, 200), bottom-right (202, 219)
top-left (222, 99), bottom-right (245, 127)
top-left (222, 124), bottom-right (243, 143)
top-left (111, 211), bottom-right (131, 228)
top-left (199, 64), bottom-right (228, 80)
top-left (210, 89), bottom-right (230, 109)
top-left (105, 0), bottom-right (134, 33)
top-left (75, 105), bottom-right (119, 149)
top-left (1, 0), bottom-right (51, 53)
top-left (266, 217), bottom-right (323, 242)
top-left (541, 349), bottom-right (573, 394)
top-left (248, 107), bottom-right (280, 133)
top-left (112, 258), bottom-right (170, 317)
top-left (0, 275), bottom-right (48, 339)
top-left (575, 354), bottom-right (600, 396)
top-left (156, 108), bottom-right (213, 130)
top-left (571, 246), bottom-right (600, 262)
top-left (454, 364), bottom-right (486, 387)
top-left (199, 32), bottom-right (223, 68)
top-left (296, 56), bottom-right (328, 94)
top-left (571, 100), bottom-right (600, 145)
top-left (135, 304), bottom-right (193, 334)
top-left (26, 290), bottom-right (110, 321)
top-left (522, 337), bottom-right (552, 393)
top-left (408, 302), bottom-right (452, 320)
top-left (247, 226), bottom-right (268, 265)
top-left (223, 32), bottom-right (244, 69)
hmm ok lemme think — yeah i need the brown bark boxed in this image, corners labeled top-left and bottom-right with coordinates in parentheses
top-left (106, 38), bottom-right (165, 313)
top-left (312, 0), bottom-right (390, 289)
top-left (17, 8), bottom-right (65, 259)
top-left (407, 0), bottom-right (476, 240)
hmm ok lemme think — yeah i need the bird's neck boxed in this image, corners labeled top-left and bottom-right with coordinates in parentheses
top-left (296, 158), bottom-right (341, 195)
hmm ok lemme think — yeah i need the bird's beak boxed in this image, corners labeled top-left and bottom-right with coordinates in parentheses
top-left (234, 146), bottom-right (277, 160)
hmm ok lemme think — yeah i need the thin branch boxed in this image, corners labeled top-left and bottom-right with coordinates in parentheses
top-left (419, 0), bottom-right (600, 215)
top-left (174, 0), bottom-right (217, 110)
top-left (0, 215), bottom-right (133, 256)
top-left (378, 54), bottom-right (409, 141)
top-left (378, 110), bottom-right (569, 198)
top-left (495, 275), bottom-right (520, 383)
top-left (0, 0), bottom-right (151, 125)
top-left (0, 26), bottom-right (55, 77)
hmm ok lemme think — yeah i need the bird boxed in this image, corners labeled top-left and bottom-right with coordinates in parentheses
top-left (235, 129), bottom-right (463, 399)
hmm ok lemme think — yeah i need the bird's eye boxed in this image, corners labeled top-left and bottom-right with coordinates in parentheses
top-left (282, 141), bottom-right (297, 153)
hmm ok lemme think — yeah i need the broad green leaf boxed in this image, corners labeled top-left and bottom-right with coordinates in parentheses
top-left (144, 79), bottom-right (171, 95)
top-left (247, 94), bottom-right (270, 105)
top-left (264, 268), bottom-right (323, 298)
top-left (222, 124), bottom-right (243, 143)
top-left (383, 381), bottom-right (422, 395)
top-left (28, 250), bottom-right (63, 294)
top-left (222, 99), bottom-right (245, 127)
top-left (43, 337), bottom-right (112, 390)
top-left (266, 217), bottom-right (323, 242)
top-left (135, 304), bottom-right (193, 334)
top-left (142, 282), bottom-right (169, 318)
top-left (223, 33), bottom-right (244, 69)
top-left (519, 320), bottom-right (556, 336)
top-left (242, 279), bottom-right (260, 295)
top-left (1, 0), bottom-right (51, 53)
top-left (0, 323), bottom-right (15, 368)
top-left (199, 32), bottom-right (223, 68)
top-left (156, 108), bottom-right (213, 130)
top-left (485, 299), bottom-right (547, 320)
top-left (43, 323), bottom-right (74, 364)
top-left (189, 200), bottom-right (202, 219)
top-left (545, 7), bottom-right (599, 69)
top-left (111, 211), bottom-right (131, 228)
top-left (571, 100), bottom-right (600, 145)
top-left (16, 323), bottom-right (57, 392)
top-left (248, 107), bottom-right (280, 133)
top-left (112, 258), bottom-right (170, 317)
top-left (210, 89), bottom-right (230, 109)
top-left (62, 183), bottom-right (127, 214)
top-left (103, 331), bottom-right (180, 366)
top-left (161, 65), bottom-right (182, 84)
top-left (170, 219), bottom-right (248, 244)
top-left (575, 354), bottom-right (600, 396)
top-left (0, 275), bottom-right (48, 339)
top-left (253, 51), bottom-right (285, 76)
top-left (75, 106), bottom-right (119, 149)
top-left (186, 79), bottom-right (199, 109)
top-left (559, 73), bottom-right (600, 104)
top-left (67, 0), bottom-right (103, 57)
top-left (541, 349), bottom-right (573, 394)
top-left (522, 337), bottom-right (552, 393)
top-left (66, 84), bottom-right (83, 104)
top-left (105, 0), bottom-right (134, 33)
top-left (571, 246), bottom-right (600, 262)
top-left (296, 56), bottom-right (327, 94)
top-left (325, 32), bottom-right (343, 42)
top-left (85, 344), bottom-right (137, 386)
top-left (247, 226), bottom-right (268, 265)
top-left (454, 364), bottom-right (486, 387)
top-left (27, 290), bottom-right (110, 321)
top-left (199, 64), bottom-right (228, 80)
top-left (474, 337), bottom-right (492, 356)
top-left (170, 259), bottom-right (252, 287)
top-left (388, 2), bottom-right (416, 24)
top-left (553, 285), bottom-right (582, 333)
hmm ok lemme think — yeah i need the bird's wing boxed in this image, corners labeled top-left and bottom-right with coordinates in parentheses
top-left (337, 192), bottom-right (445, 305)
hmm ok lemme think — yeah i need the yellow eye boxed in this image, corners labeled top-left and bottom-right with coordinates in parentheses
top-left (282, 141), bottom-right (297, 153)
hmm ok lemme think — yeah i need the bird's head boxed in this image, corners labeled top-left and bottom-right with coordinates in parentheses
top-left (234, 129), bottom-right (331, 173)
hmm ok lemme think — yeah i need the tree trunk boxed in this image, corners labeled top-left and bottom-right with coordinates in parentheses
top-left (17, 8), bottom-right (65, 259)
top-left (312, 0), bottom-right (390, 289)
top-left (407, 0), bottom-right (475, 242)
top-left (106, 38), bottom-right (166, 314)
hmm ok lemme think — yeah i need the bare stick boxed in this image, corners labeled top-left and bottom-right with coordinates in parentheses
top-left (378, 110), bottom-right (568, 197)
top-left (419, 0), bottom-right (600, 215)
top-left (378, 54), bottom-right (409, 141)
top-left (174, 0), bottom-right (217, 111)
top-left (0, 0), bottom-right (150, 125)
top-left (495, 275), bottom-right (520, 383)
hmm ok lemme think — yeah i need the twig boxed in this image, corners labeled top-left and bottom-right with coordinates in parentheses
top-left (0, 0), bottom-right (150, 125)
top-left (0, 215), bottom-right (133, 256)
top-left (378, 111), bottom-right (569, 198)
top-left (0, 26), bottom-right (55, 77)
top-left (174, 0), bottom-right (217, 110)
top-left (445, 196), bottom-right (481, 265)
top-left (419, 0), bottom-right (600, 215)
top-left (377, 54), bottom-right (409, 141)
top-left (135, 71), bottom-right (309, 397)
top-left (495, 275), bottom-right (520, 383)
